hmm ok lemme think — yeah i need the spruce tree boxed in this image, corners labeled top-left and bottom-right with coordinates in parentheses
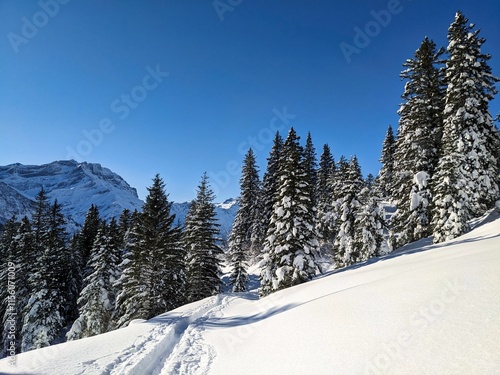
top-left (67, 220), bottom-right (121, 340)
top-left (184, 173), bottom-right (223, 302)
top-left (315, 144), bottom-right (336, 255)
top-left (259, 132), bottom-right (284, 244)
top-left (354, 188), bottom-right (384, 261)
top-left (142, 175), bottom-right (185, 316)
top-left (260, 128), bottom-right (319, 296)
top-left (432, 12), bottom-right (500, 242)
top-left (303, 132), bottom-right (318, 206)
top-left (334, 156), bottom-right (364, 268)
top-left (113, 215), bottom-right (151, 328)
top-left (377, 126), bottom-right (396, 198)
top-left (22, 197), bottom-right (68, 352)
top-left (228, 149), bottom-right (261, 292)
top-left (79, 205), bottom-right (101, 279)
top-left (391, 37), bottom-right (445, 247)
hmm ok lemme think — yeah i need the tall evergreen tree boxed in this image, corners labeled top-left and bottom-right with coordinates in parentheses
top-left (260, 128), bottom-right (319, 296)
top-left (183, 173), bottom-right (223, 302)
top-left (315, 144), bottom-right (336, 255)
top-left (258, 132), bottom-right (284, 245)
top-left (67, 221), bottom-right (121, 340)
top-left (143, 175), bottom-right (185, 316)
top-left (354, 188), bottom-right (384, 261)
top-left (228, 149), bottom-right (261, 292)
top-left (391, 37), bottom-right (445, 247)
top-left (113, 176), bottom-right (184, 326)
top-left (432, 12), bottom-right (500, 242)
top-left (78, 205), bottom-right (101, 279)
top-left (333, 156), bottom-right (364, 268)
top-left (113, 214), bottom-right (150, 328)
top-left (22, 197), bottom-right (68, 352)
top-left (377, 126), bottom-right (396, 197)
top-left (303, 132), bottom-right (318, 206)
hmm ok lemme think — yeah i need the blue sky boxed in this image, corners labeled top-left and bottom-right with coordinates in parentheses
top-left (1, 0), bottom-right (499, 202)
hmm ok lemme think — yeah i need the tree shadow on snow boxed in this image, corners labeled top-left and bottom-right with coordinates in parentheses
top-left (204, 303), bottom-right (299, 328)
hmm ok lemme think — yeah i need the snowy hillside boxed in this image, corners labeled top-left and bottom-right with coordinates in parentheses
top-left (0, 161), bottom-right (238, 238)
top-left (2, 211), bottom-right (499, 374)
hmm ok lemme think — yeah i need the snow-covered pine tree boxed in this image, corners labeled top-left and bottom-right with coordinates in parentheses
top-left (260, 128), bottom-right (319, 296)
top-left (303, 132), bottom-right (318, 207)
top-left (432, 12), bottom-right (500, 243)
top-left (113, 214), bottom-right (151, 328)
top-left (376, 126), bottom-right (396, 198)
top-left (66, 233), bottom-right (83, 323)
top-left (333, 156), bottom-right (364, 268)
top-left (78, 205), bottom-right (101, 277)
top-left (315, 144), bottom-right (336, 256)
top-left (184, 173), bottom-right (223, 302)
top-left (228, 149), bottom-right (261, 292)
top-left (22, 197), bottom-right (68, 352)
top-left (354, 187), bottom-right (384, 261)
top-left (257, 132), bottom-right (284, 246)
top-left (142, 175), bottom-right (185, 316)
top-left (390, 37), bottom-right (445, 248)
top-left (67, 221), bottom-right (121, 340)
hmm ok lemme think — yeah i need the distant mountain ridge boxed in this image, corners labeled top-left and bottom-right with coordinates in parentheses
top-left (0, 160), bottom-right (237, 239)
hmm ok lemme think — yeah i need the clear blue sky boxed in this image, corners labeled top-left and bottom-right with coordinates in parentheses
top-left (1, 0), bottom-right (499, 202)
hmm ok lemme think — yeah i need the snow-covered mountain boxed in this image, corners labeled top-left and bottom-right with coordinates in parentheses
top-left (2, 210), bottom-right (499, 374)
top-left (0, 161), bottom-right (238, 238)
top-left (0, 160), bottom-right (144, 229)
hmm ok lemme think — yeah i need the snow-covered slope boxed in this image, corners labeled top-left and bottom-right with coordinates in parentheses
top-left (0, 161), bottom-right (238, 238)
top-left (2, 212), bottom-right (499, 374)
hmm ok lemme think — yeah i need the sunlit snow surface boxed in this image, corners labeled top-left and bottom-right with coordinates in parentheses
top-left (1, 212), bottom-right (499, 375)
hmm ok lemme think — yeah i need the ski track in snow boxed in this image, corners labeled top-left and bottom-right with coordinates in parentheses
top-left (82, 294), bottom-right (229, 375)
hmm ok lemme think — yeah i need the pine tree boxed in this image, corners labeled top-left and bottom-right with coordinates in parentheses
top-left (67, 222), bottom-right (120, 339)
top-left (334, 156), bottom-right (364, 268)
top-left (354, 188), bottom-right (384, 261)
top-left (432, 12), bottom-right (500, 242)
top-left (315, 144), bottom-right (336, 255)
top-left (184, 173), bottom-right (223, 302)
top-left (79, 205), bottom-right (101, 279)
top-left (228, 149), bottom-right (261, 292)
top-left (260, 128), bottom-right (319, 296)
top-left (113, 215), bottom-right (151, 328)
top-left (259, 132), bottom-right (284, 244)
top-left (22, 197), bottom-right (68, 352)
top-left (303, 132), bottom-right (318, 206)
top-left (391, 37), bottom-right (445, 247)
top-left (143, 175), bottom-right (185, 316)
top-left (377, 126), bottom-right (396, 197)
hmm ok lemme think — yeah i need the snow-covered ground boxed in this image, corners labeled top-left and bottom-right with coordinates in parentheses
top-left (1, 212), bottom-right (499, 374)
